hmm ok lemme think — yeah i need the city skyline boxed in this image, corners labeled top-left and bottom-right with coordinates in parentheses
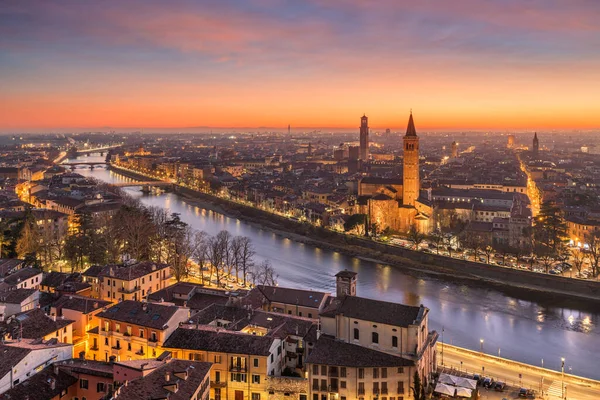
top-left (2, 0), bottom-right (600, 131)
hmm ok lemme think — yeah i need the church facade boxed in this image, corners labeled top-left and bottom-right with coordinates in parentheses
top-left (359, 112), bottom-right (432, 234)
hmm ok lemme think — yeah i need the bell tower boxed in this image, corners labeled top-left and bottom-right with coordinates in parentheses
top-left (359, 114), bottom-right (369, 161)
top-left (402, 111), bottom-right (420, 206)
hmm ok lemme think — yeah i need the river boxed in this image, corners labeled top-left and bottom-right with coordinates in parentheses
top-left (65, 154), bottom-right (599, 379)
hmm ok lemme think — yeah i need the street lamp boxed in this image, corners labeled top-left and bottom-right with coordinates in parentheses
top-left (561, 357), bottom-right (565, 399)
top-left (480, 338), bottom-right (484, 353)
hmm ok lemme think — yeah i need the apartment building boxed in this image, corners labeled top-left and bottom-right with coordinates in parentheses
top-left (164, 327), bottom-right (287, 400)
top-left (83, 262), bottom-right (172, 302)
top-left (88, 300), bottom-right (189, 362)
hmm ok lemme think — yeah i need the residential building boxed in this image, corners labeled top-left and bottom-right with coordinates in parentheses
top-left (88, 300), bottom-right (189, 362)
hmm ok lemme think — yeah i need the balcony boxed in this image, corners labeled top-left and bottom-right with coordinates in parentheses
top-left (135, 350), bottom-right (145, 356)
top-left (111, 345), bottom-right (122, 351)
top-left (358, 389), bottom-right (365, 396)
top-left (90, 345), bottom-right (99, 351)
top-left (210, 381), bottom-right (227, 388)
top-left (381, 388), bottom-right (388, 395)
top-left (229, 365), bottom-right (247, 372)
top-left (118, 285), bottom-right (141, 294)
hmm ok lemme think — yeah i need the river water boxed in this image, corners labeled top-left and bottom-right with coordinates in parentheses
top-left (66, 154), bottom-right (599, 379)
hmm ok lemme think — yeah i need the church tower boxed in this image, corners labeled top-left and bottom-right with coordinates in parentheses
top-left (359, 114), bottom-right (369, 161)
top-left (532, 132), bottom-right (539, 155)
top-left (403, 111), bottom-right (420, 206)
top-left (451, 141), bottom-right (458, 158)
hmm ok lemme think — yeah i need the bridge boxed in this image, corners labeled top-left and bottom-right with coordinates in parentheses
top-left (109, 181), bottom-right (174, 193)
top-left (109, 181), bottom-right (173, 188)
top-left (62, 161), bottom-right (108, 170)
top-left (75, 144), bottom-right (122, 156)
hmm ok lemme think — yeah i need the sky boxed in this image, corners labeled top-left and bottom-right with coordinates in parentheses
top-left (1, 0), bottom-right (600, 132)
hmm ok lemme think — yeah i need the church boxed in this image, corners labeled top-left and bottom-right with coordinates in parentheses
top-left (358, 112), bottom-right (432, 233)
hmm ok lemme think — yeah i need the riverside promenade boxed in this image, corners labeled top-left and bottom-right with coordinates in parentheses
top-left (439, 343), bottom-right (600, 399)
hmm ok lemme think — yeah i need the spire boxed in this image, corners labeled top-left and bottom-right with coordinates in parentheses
top-left (405, 111), bottom-right (417, 137)
top-left (534, 132), bottom-right (538, 139)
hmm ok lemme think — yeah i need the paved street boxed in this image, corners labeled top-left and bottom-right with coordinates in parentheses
top-left (439, 345), bottom-right (599, 400)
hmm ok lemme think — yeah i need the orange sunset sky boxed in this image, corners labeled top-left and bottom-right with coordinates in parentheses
top-left (1, 0), bottom-right (600, 132)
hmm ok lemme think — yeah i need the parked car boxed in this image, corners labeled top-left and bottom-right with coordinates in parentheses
top-left (482, 377), bottom-right (494, 388)
top-left (494, 382), bottom-right (506, 391)
top-left (518, 388), bottom-right (535, 398)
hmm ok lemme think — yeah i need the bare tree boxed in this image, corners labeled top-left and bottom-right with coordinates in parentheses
top-left (207, 234), bottom-right (226, 286)
top-left (586, 232), bottom-right (600, 278)
top-left (216, 230), bottom-right (233, 277)
top-left (119, 206), bottom-right (156, 262)
top-left (571, 247), bottom-right (587, 277)
top-left (231, 236), bottom-right (255, 285)
top-left (407, 224), bottom-right (426, 250)
top-left (192, 230), bottom-right (209, 284)
top-left (253, 259), bottom-right (278, 286)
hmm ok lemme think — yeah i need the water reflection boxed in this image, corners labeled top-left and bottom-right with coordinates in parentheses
top-left (67, 154), bottom-right (600, 379)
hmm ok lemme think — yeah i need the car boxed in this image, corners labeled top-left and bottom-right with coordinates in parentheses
top-left (472, 374), bottom-right (482, 385)
top-left (494, 382), bottom-right (506, 391)
top-left (518, 388), bottom-right (535, 398)
top-left (482, 377), bottom-right (494, 389)
top-left (549, 269), bottom-right (560, 275)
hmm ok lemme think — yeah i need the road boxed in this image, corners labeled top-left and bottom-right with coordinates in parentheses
top-left (440, 344), bottom-right (599, 400)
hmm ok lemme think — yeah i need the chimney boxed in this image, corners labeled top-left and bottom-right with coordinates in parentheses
top-left (165, 371), bottom-right (171, 382)
top-left (49, 377), bottom-right (56, 390)
top-left (142, 303), bottom-right (148, 312)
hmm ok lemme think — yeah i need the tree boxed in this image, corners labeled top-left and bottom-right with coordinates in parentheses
top-left (586, 231), bottom-right (600, 278)
top-left (253, 259), bottom-right (278, 286)
top-left (16, 211), bottom-right (40, 261)
top-left (412, 371), bottom-right (425, 400)
top-left (343, 214), bottom-right (366, 235)
top-left (534, 201), bottom-right (568, 252)
top-left (483, 245), bottom-right (494, 264)
top-left (0, 222), bottom-right (11, 258)
top-left (192, 230), bottom-right (209, 284)
top-left (120, 206), bottom-right (156, 262)
top-left (231, 236), bottom-right (255, 284)
top-left (407, 224), bottom-right (426, 250)
top-left (164, 213), bottom-right (193, 282)
top-left (572, 247), bottom-right (587, 277)
top-left (427, 230), bottom-right (444, 254)
top-left (207, 233), bottom-right (227, 286)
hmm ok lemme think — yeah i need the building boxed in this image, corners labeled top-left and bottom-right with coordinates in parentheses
top-left (53, 358), bottom-right (115, 400)
top-left (363, 112), bottom-right (432, 233)
top-left (0, 308), bottom-right (74, 344)
top-left (88, 300), bottom-right (189, 362)
top-left (83, 262), bottom-right (172, 301)
top-left (0, 267), bottom-right (43, 292)
top-left (451, 141), bottom-right (459, 158)
top-left (507, 134), bottom-right (515, 149)
top-left (164, 326), bottom-right (289, 400)
top-left (0, 341), bottom-right (74, 396)
top-left (0, 288), bottom-right (39, 318)
top-left (113, 358), bottom-right (211, 400)
top-left (359, 115), bottom-right (369, 161)
top-left (306, 334), bottom-right (415, 400)
top-left (532, 132), bottom-right (539, 155)
top-left (247, 285), bottom-right (330, 318)
top-left (50, 295), bottom-right (112, 356)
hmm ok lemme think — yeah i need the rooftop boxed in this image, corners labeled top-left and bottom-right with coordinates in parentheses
top-left (164, 327), bottom-right (275, 356)
top-left (96, 300), bottom-right (182, 330)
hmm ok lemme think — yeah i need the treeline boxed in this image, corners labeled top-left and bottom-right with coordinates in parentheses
top-left (5, 197), bottom-right (278, 286)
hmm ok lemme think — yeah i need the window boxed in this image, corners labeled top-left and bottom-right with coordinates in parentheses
top-left (215, 388), bottom-right (221, 400)
top-left (373, 368), bottom-right (379, 379)
top-left (189, 353), bottom-right (202, 361)
top-left (127, 343), bottom-right (131, 351)
top-left (372, 332), bottom-right (379, 344)
top-left (150, 331), bottom-right (157, 342)
top-left (397, 367), bottom-right (404, 374)
top-left (308, 313), bottom-right (312, 318)
top-left (340, 367), bottom-right (346, 377)
top-left (321, 366), bottom-right (326, 376)
top-left (312, 379), bottom-right (319, 390)
top-left (104, 338), bottom-right (108, 346)
top-left (353, 328), bottom-right (359, 340)
top-left (397, 381), bottom-right (404, 394)
top-left (312, 365), bottom-right (318, 375)
top-left (313, 395), bottom-right (318, 400)
top-left (252, 374), bottom-right (261, 384)
top-left (80, 379), bottom-right (89, 389)
top-left (382, 368), bottom-right (387, 379)
top-left (382, 382), bottom-right (388, 394)
top-left (230, 373), bottom-right (247, 382)
top-left (140, 329), bottom-right (145, 338)
top-left (340, 381), bottom-right (346, 389)
top-left (97, 382), bottom-right (105, 393)
top-left (358, 368), bottom-right (364, 379)
top-left (358, 382), bottom-right (365, 395)
top-left (115, 323), bottom-right (120, 333)
top-left (215, 355), bottom-right (222, 363)
top-left (373, 382), bottom-right (379, 395)
top-left (252, 394), bottom-right (261, 400)
top-left (392, 336), bottom-right (398, 348)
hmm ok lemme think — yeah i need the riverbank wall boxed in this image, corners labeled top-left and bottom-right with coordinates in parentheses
top-left (439, 343), bottom-right (600, 389)
top-left (108, 164), bottom-right (600, 303)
